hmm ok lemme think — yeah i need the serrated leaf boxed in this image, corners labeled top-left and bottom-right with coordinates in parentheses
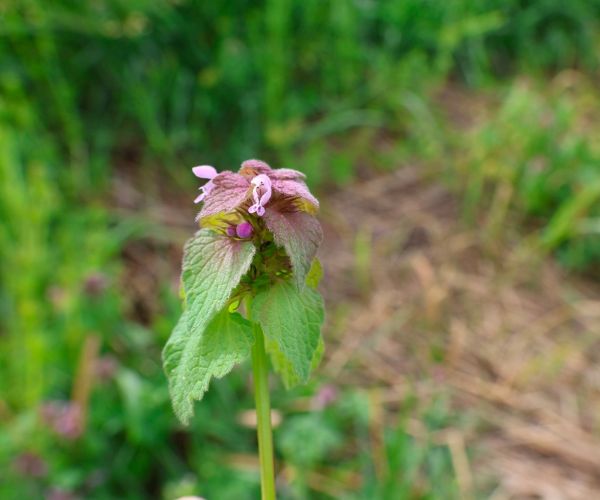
top-left (270, 177), bottom-right (319, 213)
top-left (266, 334), bottom-right (325, 389)
top-left (182, 229), bottom-right (255, 338)
top-left (252, 281), bottom-right (324, 385)
top-left (163, 229), bottom-right (256, 424)
top-left (163, 311), bottom-right (188, 379)
top-left (263, 209), bottom-right (323, 289)
top-left (198, 172), bottom-right (250, 220)
top-left (164, 308), bottom-right (254, 424)
top-left (305, 258), bottom-right (323, 289)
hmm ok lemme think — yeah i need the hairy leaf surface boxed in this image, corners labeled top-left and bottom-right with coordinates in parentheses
top-left (266, 334), bottom-right (324, 388)
top-left (305, 258), bottom-right (323, 289)
top-left (198, 171), bottom-right (250, 220)
top-left (263, 209), bottom-right (323, 289)
top-left (166, 309), bottom-right (254, 423)
top-left (252, 280), bottom-right (324, 384)
top-left (163, 229), bottom-right (255, 423)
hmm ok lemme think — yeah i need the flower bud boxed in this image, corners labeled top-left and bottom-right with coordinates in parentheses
top-left (226, 226), bottom-right (237, 237)
top-left (236, 222), bottom-right (254, 239)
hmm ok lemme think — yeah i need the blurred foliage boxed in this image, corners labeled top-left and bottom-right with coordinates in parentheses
top-left (1, 0), bottom-right (600, 498)
top-left (3, 0), bottom-right (600, 178)
top-left (456, 77), bottom-right (600, 270)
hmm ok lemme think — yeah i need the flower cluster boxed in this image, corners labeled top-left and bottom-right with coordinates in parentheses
top-left (193, 159), bottom-right (319, 224)
top-left (162, 158), bottom-right (325, 425)
top-left (192, 159), bottom-right (322, 287)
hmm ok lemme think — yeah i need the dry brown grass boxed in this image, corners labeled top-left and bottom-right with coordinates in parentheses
top-left (116, 160), bottom-right (600, 498)
top-left (319, 167), bottom-right (600, 499)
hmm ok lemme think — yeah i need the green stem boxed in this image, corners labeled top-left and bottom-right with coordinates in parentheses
top-left (247, 298), bottom-right (276, 500)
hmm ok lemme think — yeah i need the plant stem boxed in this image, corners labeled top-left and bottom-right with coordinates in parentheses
top-left (248, 298), bottom-right (276, 500)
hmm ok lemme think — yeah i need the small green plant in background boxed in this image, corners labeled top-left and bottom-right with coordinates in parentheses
top-left (5, 0), bottom-right (600, 189)
top-left (450, 77), bottom-right (600, 271)
top-left (163, 159), bottom-right (325, 499)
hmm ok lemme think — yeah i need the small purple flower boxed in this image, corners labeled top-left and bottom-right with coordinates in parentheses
top-left (248, 174), bottom-right (272, 216)
top-left (191, 159), bottom-right (323, 287)
top-left (193, 159), bottom-right (318, 222)
top-left (45, 488), bottom-right (77, 500)
top-left (94, 355), bottom-right (118, 382)
top-left (13, 452), bottom-right (48, 478)
top-left (40, 401), bottom-right (83, 440)
top-left (226, 225), bottom-right (237, 237)
top-left (311, 384), bottom-right (338, 410)
top-left (193, 165), bottom-right (218, 204)
top-left (236, 222), bottom-right (254, 239)
top-left (83, 272), bottom-right (108, 297)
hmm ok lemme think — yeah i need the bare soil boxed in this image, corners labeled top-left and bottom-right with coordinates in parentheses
top-left (320, 166), bottom-right (600, 499)
top-left (116, 162), bottom-right (600, 499)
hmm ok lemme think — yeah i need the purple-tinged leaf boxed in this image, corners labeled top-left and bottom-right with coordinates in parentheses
top-left (240, 159), bottom-right (272, 175)
top-left (271, 178), bottom-right (319, 212)
top-left (268, 168), bottom-right (306, 180)
top-left (263, 208), bottom-right (323, 289)
top-left (198, 172), bottom-right (250, 220)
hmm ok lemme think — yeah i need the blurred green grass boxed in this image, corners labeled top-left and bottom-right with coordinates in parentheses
top-left (1, 0), bottom-right (600, 498)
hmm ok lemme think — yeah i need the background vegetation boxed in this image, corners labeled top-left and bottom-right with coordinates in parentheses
top-left (1, 1), bottom-right (599, 498)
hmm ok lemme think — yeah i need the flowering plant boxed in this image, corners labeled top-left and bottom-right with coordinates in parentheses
top-left (162, 159), bottom-right (324, 499)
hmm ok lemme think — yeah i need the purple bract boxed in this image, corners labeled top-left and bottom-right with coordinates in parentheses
top-left (193, 159), bottom-right (319, 222)
top-left (192, 159), bottom-right (323, 287)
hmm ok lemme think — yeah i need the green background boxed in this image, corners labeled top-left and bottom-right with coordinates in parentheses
top-left (1, 1), bottom-right (599, 498)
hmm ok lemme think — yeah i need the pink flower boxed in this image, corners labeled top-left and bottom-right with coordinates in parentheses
top-left (311, 384), bottom-right (338, 410)
top-left (248, 174), bottom-right (272, 216)
top-left (193, 159), bottom-right (318, 221)
top-left (40, 401), bottom-right (83, 440)
top-left (192, 165), bottom-right (218, 203)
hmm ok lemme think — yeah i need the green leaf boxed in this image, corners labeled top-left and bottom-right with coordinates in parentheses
top-left (541, 179), bottom-right (600, 249)
top-left (164, 308), bottom-right (254, 424)
top-left (263, 209), bottom-right (323, 289)
top-left (163, 229), bottom-right (256, 424)
top-left (305, 258), bottom-right (323, 289)
top-left (252, 280), bottom-right (324, 385)
top-left (163, 311), bottom-right (189, 380)
top-left (266, 334), bottom-right (325, 389)
top-left (182, 229), bottom-right (256, 336)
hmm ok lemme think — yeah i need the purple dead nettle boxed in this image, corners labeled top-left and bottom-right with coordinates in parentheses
top-left (192, 159), bottom-right (319, 220)
top-left (166, 159), bottom-right (325, 498)
top-left (192, 159), bottom-right (322, 286)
